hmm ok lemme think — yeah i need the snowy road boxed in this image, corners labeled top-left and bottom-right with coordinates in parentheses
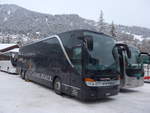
top-left (0, 71), bottom-right (150, 113)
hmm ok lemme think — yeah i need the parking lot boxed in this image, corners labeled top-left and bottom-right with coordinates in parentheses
top-left (0, 71), bottom-right (150, 113)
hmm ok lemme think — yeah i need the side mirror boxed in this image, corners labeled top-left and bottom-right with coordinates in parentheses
top-left (10, 53), bottom-right (18, 67)
top-left (139, 52), bottom-right (150, 64)
top-left (115, 43), bottom-right (131, 58)
top-left (84, 35), bottom-right (93, 51)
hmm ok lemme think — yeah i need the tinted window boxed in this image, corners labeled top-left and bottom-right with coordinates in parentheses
top-left (34, 37), bottom-right (65, 73)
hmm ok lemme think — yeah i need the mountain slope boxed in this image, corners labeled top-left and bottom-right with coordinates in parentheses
top-left (0, 3), bottom-right (150, 52)
top-left (0, 4), bottom-right (96, 37)
top-left (1, 4), bottom-right (150, 38)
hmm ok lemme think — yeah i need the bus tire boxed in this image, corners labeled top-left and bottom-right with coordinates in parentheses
top-left (53, 77), bottom-right (62, 95)
top-left (24, 71), bottom-right (28, 81)
top-left (21, 70), bottom-right (25, 80)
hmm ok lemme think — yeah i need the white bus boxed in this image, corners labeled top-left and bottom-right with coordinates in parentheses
top-left (144, 64), bottom-right (150, 82)
top-left (0, 48), bottom-right (18, 74)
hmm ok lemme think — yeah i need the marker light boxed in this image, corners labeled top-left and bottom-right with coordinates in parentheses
top-left (84, 78), bottom-right (95, 82)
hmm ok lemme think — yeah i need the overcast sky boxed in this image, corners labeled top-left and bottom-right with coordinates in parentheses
top-left (1, 0), bottom-right (150, 28)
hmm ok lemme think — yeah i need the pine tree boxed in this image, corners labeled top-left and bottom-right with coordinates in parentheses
top-left (98, 10), bottom-right (105, 33)
top-left (2, 37), bottom-right (5, 43)
top-left (110, 21), bottom-right (116, 37)
top-left (6, 35), bottom-right (10, 43)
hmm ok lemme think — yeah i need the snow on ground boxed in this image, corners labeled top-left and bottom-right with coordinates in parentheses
top-left (133, 34), bottom-right (143, 41)
top-left (7, 10), bottom-right (11, 15)
top-left (144, 37), bottom-right (150, 41)
top-left (3, 17), bottom-right (8, 22)
top-left (122, 31), bottom-right (144, 41)
top-left (0, 71), bottom-right (150, 113)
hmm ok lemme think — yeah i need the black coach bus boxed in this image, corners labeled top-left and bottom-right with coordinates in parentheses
top-left (17, 30), bottom-right (121, 100)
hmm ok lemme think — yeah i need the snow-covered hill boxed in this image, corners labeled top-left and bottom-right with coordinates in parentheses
top-left (0, 4), bottom-right (96, 37)
top-left (0, 4), bottom-right (150, 39)
top-left (0, 4), bottom-right (150, 52)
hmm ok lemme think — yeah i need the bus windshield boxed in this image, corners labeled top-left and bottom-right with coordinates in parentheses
top-left (126, 47), bottom-right (142, 69)
top-left (83, 32), bottom-right (117, 72)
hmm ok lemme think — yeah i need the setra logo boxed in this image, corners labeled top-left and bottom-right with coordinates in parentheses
top-left (100, 78), bottom-right (110, 81)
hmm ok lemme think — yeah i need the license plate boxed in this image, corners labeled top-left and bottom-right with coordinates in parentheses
top-left (95, 80), bottom-right (120, 86)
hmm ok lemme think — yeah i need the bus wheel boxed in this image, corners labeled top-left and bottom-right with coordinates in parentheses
top-left (53, 78), bottom-right (62, 95)
top-left (20, 70), bottom-right (25, 79)
top-left (24, 72), bottom-right (29, 81)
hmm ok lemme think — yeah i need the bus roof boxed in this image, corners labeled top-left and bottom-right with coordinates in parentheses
top-left (22, 29), bottom-right (114, 48)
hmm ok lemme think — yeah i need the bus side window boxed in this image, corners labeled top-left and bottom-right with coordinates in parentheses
top-left (72, 47), bottom-right (81, 60)
top-left (140, 54), bottom-right (150, 64)
top-left (72, 47), bottom-right (82, 74)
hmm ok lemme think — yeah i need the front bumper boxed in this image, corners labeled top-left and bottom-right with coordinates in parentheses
top-left (123, 77), bottom-right (144, 88)
top-left (79, 85), bottom-right (119, 101)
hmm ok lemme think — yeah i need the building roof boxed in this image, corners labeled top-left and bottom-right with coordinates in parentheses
top-left (0, 44), bottom-right (16, 49)
top-left (0, 44), bottom-right (19, 52)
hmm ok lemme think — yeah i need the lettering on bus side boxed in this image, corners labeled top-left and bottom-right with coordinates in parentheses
top-left (32, 72), bottom-right (52, 81)
top-left (40, 74), bottom-right (52, 81)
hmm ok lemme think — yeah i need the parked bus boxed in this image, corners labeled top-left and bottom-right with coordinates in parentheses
top-left (17, 29), bottom-right (126, 100)
top-left (142, 53), bottom-right (150, 82)
top-left (117, 45), bottom-right (150, 88)
top-left (0, 49), bottom-right (18, 74)
top-left (144, 64), bottom-right (150, 82)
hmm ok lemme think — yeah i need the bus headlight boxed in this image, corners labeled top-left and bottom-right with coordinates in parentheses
top-left (84, 78), bottom-right (96, 86)
top-left (84, 78), bottom-right (120, 87)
